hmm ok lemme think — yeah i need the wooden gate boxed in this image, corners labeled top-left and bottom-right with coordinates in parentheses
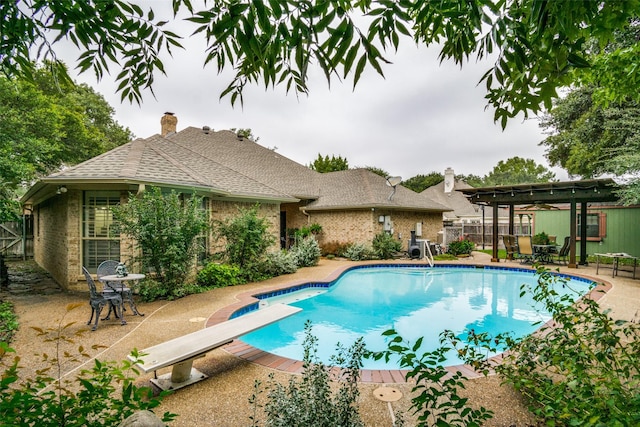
top-left (0, 217), bottom-right (33, 258)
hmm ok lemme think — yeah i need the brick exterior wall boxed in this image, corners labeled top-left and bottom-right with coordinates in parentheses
top-left (209, 200), bottom-right (280, 254)
top-left (301, 209), bottom-right (442, 252)
top-left (34, 190), bottom-right (76, 290)
top-left (32, 190), bottom-right (443, 292)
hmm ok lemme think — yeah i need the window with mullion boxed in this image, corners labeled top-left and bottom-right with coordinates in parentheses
top-left (82, 191), bottom-right (121, 272)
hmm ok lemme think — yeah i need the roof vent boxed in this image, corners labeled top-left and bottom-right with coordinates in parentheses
top-left (202, 126), bottom-right (210, 134)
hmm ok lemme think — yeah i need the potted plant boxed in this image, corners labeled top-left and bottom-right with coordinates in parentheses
top-left (532, 232), bottom-right (550, 245)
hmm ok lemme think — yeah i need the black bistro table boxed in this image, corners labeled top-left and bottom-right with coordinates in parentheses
top-left (532, 244), bottom-right (557, 264)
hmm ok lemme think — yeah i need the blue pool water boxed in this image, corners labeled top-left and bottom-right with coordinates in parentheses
top-left (239, 266), bottom-right (594, 369)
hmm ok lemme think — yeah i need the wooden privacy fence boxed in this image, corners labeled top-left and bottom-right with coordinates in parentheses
top-left (0, 217), bottom-right (33, 259)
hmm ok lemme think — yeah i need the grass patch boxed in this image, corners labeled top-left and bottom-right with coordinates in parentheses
top-left (433, 254), bottom-right (457, 261)
top-left (478, 249), bottom-right (507, 259)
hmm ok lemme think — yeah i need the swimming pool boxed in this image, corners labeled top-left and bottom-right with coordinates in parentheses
top-left (238, 265), bottom-right (594, 369)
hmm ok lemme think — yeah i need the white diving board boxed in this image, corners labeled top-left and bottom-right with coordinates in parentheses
top-left (130, 303), bottom-right (301, 390)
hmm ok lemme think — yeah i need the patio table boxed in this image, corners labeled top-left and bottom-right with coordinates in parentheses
top-left (594, 253), bottom-right (638, 279)
top-left (533, 244), bottom-right (557, 264)
top-left (100, 273), bottom-right (145, 316)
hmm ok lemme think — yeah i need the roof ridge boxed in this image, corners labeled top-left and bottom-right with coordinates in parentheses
top-left (119, 139), bottom-right (147, 177)
top-left (149, 141), bottom-right (223, 188)
top-left (169, 133), bottom-right (296, 198)
top-left (360, 169), bottom-right (377, 202)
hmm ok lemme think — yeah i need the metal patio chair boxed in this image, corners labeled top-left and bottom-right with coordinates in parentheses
top-left (82, 266), bottom-right (125, 330)
top-left (97, 260), bottom-right (135, 314)
top-left (555, 236), bottom-right (571, 265)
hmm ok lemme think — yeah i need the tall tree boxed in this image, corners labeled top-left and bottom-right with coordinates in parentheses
top-left (309, 154), bottom-right (349, 173)
top-left (539, 23), bottom-right (640, 204)
top-left (481, 157), bottom-right (556, 186)
top-left (456, 174), bottom-right (484, 188)
top-left (230, 128), bottom-right (259, 141)
top-left (0, 63), bottom-right (131, 220)
top-left (402, 172), bottom-right (443, 192)
top-left (364, 166), bottom-right (389, 178)
top-left (2, 1), bottom-right (638, 125)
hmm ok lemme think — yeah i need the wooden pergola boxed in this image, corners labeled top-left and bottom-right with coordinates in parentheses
top-left (458, 179), bottom-right (619, 268)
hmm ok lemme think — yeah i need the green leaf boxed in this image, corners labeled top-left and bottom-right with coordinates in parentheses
top-left (353, 54), bottom-right (367, 86)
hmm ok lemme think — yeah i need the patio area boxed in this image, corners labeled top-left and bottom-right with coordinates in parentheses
top-left (3, 254), bottom-right (639, 426)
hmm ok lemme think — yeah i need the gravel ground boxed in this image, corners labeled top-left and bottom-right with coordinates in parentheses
top-left (2, 255), bottom-right (638, 426)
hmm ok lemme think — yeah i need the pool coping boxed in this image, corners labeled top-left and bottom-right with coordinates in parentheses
top-left (205, 262), bottom-right (612, 384)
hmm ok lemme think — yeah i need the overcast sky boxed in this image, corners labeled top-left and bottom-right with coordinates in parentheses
top-left (61, 1), bottom-right (567, 181)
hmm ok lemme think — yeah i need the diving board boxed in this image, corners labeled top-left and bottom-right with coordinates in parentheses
top-left (130, 303), bottom-right (301, 390)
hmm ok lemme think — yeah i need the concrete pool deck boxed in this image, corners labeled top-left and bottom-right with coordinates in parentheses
top-left (3, 253), bottom-right (639, 426)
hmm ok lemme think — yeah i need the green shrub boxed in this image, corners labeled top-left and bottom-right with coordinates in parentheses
top-left (249, 321), bottom-right (364, 427)
top-left (291, 236), bottom-right (321, 267)
top-left (136, 279), bottom-right (170, 302)
top-left (260, 251), bottom-right (298, 276)
top-left (342, 243), bottom-right (371, 261)
top-left (294, 223), bottom-right (323, 241)
top-left (309, 223), bottom-right (323, 235)
top-left (0, 305), bottom-right (177, 426)
top-left (372, 232), bottom-right (402, 259)
top-left (214, 204), bottom-right (275, 269)
top-left (172, 283), bottom-right (209, 299)
top-left (196, 263), bottom-right (243, 288)
top-left (446, 239), bottom-right (474, 256)
top-left (491, 269), bottom-right (640, 426)
top-left (0, 301), bottom-right (18, 343)
top-left (112, 186), bottom-right (209, 295)
top-left (428, 267), bottom-right (640, 426)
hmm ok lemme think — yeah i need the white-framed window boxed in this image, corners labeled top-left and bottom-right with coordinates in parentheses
top-left (82, 191), bottom-right (121, 271)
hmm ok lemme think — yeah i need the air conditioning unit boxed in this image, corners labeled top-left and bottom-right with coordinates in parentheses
top-left (408, 237), bottom-right (427, 259)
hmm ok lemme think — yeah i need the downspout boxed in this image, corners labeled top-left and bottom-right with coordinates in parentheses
top-left (136, 184), bottom-right (146, 198)
top-left (301, 208), bottom-right (310, 225)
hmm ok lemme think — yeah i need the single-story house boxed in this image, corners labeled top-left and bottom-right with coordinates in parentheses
top-left (420, 167), bottom-right (510, 245)
top-left (22, 113), bottom-right (451, 291)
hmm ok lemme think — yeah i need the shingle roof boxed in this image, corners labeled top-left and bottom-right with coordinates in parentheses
top-left (26, 125), bottom-right (449, 213)
top-left (47, 130), bottom-right (297, 201)
top-left (165, 127), bottom-right (320, 199)
top-left (305, 169), bottom-right (451, 212)
top-left (421, 180), bottom-right (508, 219)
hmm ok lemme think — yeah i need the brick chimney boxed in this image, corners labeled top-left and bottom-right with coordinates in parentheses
top-left (160, 112), bottom-right (177, 136)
